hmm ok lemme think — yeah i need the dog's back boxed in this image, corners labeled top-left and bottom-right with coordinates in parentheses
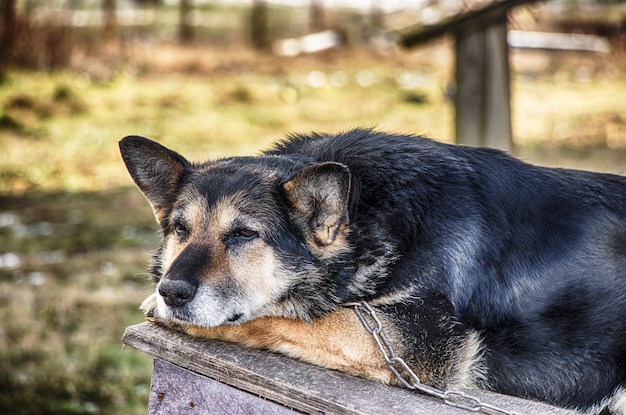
top-left (269, 129), bottom-right (626, 409)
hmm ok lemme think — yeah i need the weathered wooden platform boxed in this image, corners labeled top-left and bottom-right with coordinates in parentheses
top-left (122, 322), bottom-right (579, 415)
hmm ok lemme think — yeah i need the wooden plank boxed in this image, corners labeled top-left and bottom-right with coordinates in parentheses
top-left (149, 359), bottom-right (301, 414)
top-left (123, 322), bottom-right (578, 415)
top-left (398, 0), bottom-right (544, 49)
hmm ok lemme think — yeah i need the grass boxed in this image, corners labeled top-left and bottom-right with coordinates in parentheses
top-left (1, 47), bottom-right (625, 195)
top-left (0, 189), bottom-right (156, 415)
top-left (0, 45), bottom-right (461, 193)
top-left (0, 41), bottom-right (625, 414)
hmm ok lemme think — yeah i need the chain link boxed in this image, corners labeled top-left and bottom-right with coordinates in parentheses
top-left (342, 301), bottom-right (523, 415)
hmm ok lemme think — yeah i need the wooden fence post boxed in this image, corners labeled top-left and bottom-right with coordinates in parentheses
top-left (454, 15), bottom-right (513, 152)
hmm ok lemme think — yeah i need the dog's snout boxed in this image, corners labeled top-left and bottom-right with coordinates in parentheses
top-left (159, 279), bottom-right (197, 307)
top-left (159, 244), bottom-right (206, 307)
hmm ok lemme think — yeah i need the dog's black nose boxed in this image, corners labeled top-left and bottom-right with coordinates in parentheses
top-left (158, 279), bottom-right (197, 307)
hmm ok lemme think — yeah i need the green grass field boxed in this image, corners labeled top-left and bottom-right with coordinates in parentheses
top-left (0, 43), bottom-right (624, 414)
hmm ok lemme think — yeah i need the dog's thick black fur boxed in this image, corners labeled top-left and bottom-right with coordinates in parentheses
top-left (270, 130), bottom-right (626, 409)
top-left (121, 129), bottom-right (626, 412)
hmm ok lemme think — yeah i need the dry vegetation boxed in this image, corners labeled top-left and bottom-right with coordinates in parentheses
top-left (0, 6), bottom-right (625, 414)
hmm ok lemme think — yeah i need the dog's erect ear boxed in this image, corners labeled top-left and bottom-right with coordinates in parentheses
top-left (283, 162), bottom-right (351, 247)
top-left (119, 136), bottom-right (191, 223)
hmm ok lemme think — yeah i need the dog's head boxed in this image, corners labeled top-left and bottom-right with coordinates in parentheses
top-left (119, 136), bottom-right (352, 327)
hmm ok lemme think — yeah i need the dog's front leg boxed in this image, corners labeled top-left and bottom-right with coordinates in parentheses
top-left (140, 294), bottom-right (394, 384)
top-left (140, 293), bottom-right (164, 324)
top-left (140, 292), bottom-right (189, 332)
top-left (184, 308), bottom-right (398, 384)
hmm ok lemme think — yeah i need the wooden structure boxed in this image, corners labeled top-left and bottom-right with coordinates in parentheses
top-left (398, 0), bottom-right (543, 152)
top-left (123, 322), bottom-right (578, 415)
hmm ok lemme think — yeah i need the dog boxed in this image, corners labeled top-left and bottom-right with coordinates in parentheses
top-left (120, 129), bottom-right (626, 413)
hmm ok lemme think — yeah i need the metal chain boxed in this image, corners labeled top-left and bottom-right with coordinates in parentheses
top-left (342, 300), bottom-right (524, 415)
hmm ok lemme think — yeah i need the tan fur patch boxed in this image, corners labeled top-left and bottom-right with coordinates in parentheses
top-left (161, 236), bottom-right (185, 272)
top-left (369, 288), bottom-right (415, 307)
top-left (160, 194), bottom-right (211, 273)
top-left (209, 193), bottom-right (287, 299)
top-left (183, 308), bottom-right (395, 383)
top-left (164, 193), bottom-right (240, 285)
top-left (448, 330), bottom-right (486, 390)
top-left (209, 196), bottom-right (240, 232)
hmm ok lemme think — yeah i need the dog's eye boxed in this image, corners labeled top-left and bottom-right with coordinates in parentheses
top-left (229, 228), bottom-right (258, 242)
top-left (173, 221), bottom-right (188, 237)
top-left (236, 229), bottom-right (258, 239)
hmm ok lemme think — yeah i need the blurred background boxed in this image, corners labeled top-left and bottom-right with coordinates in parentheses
top-left (0, 0), bottom-right (624, 414)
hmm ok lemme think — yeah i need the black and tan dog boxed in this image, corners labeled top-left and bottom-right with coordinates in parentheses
top-left (120, 129), bottom-right (626, 413)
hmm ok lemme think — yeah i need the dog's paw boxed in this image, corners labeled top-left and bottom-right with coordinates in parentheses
top-left (139, 292), bottom-right (188, 332)
top-left (140, 293), bottom-right (160, 323)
